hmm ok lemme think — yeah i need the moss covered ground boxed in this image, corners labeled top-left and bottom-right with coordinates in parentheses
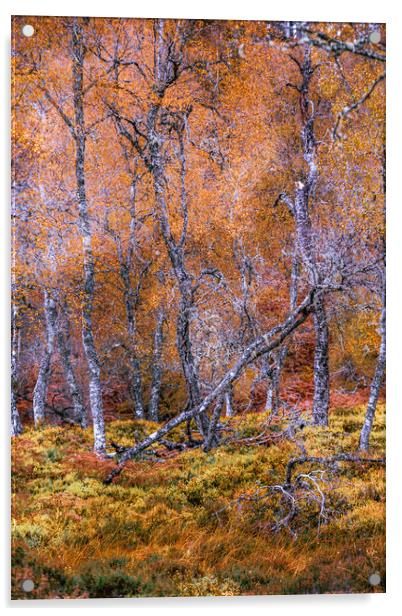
top-left (11, 404), bottom-right (385, 598)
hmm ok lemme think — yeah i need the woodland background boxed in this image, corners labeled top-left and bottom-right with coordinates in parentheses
top-left (11, 17), bottom-right (386, 598)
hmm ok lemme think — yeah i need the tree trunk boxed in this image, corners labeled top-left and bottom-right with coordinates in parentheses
top-left (147, 103), bottom-right (210, 438)
top-left (11, 304), bottom-right (22, 436)
top-left (224, 386), bottom-right (234, 418)
top-left (266, 352), bottom-right (281, 414)
top-left (32, 291), bottom-right (57, 427)
top-left (56, 310), bottom-right (87, 427)
top-left (112, 216), bottom-right (147, 420)
top-left (266, 253), bottom-right (299, 414)
top-left (359, 302), bottom-right (386, 451)
top-left (119, 260), bottom-right (145, 419)
top-left (360, 147), bottom-right (386, 451)
top-left (312, 294), bottom-right (330, 425)
top-left (265, 382), bottom-right (273, 413)
top-left (112, 24), bottom-right (210, 439)
top-left (11, 390), bottom-right (22, 437)
top-left (149, 308), bottom-right (165, 422)
top-left (72, 19), bottom-right (106, 453)
top-left (204, 396), bottom-right (224, 451)
top-left (293, 46), bottom-right (330, 426)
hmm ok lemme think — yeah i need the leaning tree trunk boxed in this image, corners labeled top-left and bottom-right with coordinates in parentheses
top-left (56, 310), bottom-right (87, 427)
top-left (72, 20), bottom-right (106, 453)
top-left (104, 289), bottom-right (317, 483)
top-left (32, 291), bottom-right (57, 427)
top-left (149, 308), bottom-right (165, 422)
top-left (11, 304), bottom-right (23, 436)
top-left (359, 301), bottom-right (386, 452)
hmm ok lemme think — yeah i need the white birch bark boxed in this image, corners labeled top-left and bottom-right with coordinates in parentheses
top-left (71, 19), bottom-right (106, 452)
top-left (359, 302), bottom-right (385, 451)
top-left (32, 291), bottom-right (57, 427)
top-left (293, 46), bottom-right (330, 426)
top-left (11, 304), bottom-right (23, 436)
top-left (149, 308), bottom-right (165, 422)
top-left (224, 387), bottom-right (234, 418)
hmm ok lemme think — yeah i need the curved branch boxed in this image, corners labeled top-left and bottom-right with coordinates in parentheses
top-left (333, 73), bottom-right (385, 140)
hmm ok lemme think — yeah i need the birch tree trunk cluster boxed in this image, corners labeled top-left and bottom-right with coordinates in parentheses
top-left (11, 18), bottom-right (385, 462)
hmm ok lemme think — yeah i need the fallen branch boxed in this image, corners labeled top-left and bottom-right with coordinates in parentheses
top-left (284, 453), bottom-right (385, 487)
top-left (104, 289), bottom-right (317, 484)
top-left (214, 451), bottom-right (385, 538)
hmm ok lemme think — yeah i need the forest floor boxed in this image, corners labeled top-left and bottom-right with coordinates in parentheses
top-left (11, 404), bottom-right (385, 599)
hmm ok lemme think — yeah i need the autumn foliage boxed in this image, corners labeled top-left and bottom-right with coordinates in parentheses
top-left (11, 17), bottom-right (385, 598)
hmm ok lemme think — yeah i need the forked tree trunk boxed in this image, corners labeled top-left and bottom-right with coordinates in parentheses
top-left (149, 308), bottom-right (165, 422)
top-left (359, 301), bottom-right (386, 451)
top-left (147, 102), bottom-right (210, 439)
top-left (32, 291), bottom-right (57, 427)
top-left (112, 22), bottom-right (211, 441)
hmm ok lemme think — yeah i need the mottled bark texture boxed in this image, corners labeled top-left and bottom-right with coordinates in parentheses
top-left (11, 304), bottom-right (23, 436)
top-left (311, 295), bottom-right (330, 425)
top-left (224, 386), bottom-right (234, 418)
top-left (360, 148), bottom-right (386, 451)
top-left (111, 20), bottom-right (211, 440)
top-left (56, 309), bottom-right (87, 427)
top-left (293, 46), bottom-right (330, 426)
top-left (359, 300), bottom-right (385, 451)
top-left (149, 308), bottom-right (165, 422)
top-left (112, 188), bottom-right (147, 419)
top-left (119, 255), bottom-right (144, 419)
top-left (71, 19), bottom-right (106, 453)
top-left (32, 291), bottom-right (57, 427)
top-left (204, 396), bottom-right (224, 451)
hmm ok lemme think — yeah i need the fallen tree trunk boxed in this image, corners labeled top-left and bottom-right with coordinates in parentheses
top-left (104, 289), bottom-right (316, 484)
